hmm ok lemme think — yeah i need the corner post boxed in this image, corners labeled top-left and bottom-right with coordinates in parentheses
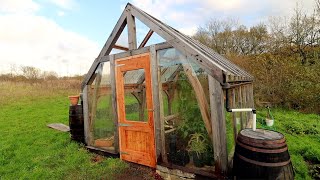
top-left (209, 75), bottom-right (228, 175)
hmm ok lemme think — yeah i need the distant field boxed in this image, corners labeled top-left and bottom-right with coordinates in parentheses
top-left (0, 81), bottom-right (127, 179)
top-left (0, 81), bottom-right (319, 179)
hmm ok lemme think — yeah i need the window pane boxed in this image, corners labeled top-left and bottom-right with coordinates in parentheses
top-left (87, 62), bottom-right (115, 151)
top-left (158, 48), bottom-right (214, 168)
top-left (123, 69), bottom-right (148, 122)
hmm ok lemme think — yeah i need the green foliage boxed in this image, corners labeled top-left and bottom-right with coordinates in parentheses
top-left (187, 133), bottom-right (207, 156)
top-left (176, 74), bottom-right (207, 138)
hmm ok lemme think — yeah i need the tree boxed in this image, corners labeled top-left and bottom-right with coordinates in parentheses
top-left (20, 66), bottom-right (41, 84)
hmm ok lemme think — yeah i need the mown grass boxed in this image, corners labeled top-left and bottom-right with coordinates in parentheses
top-left (0, 81), bottom-right (127, 179)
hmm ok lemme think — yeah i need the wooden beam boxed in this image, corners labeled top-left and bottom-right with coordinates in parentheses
top-left (110, 55), bottom-right (119, 153)
top-left (81, 5), bottom-right (127, 90)
top-left (150, 45), bottom-right (167, 162)
top-left (129, 5), bottom-right (225, 84)
top-left (126, 8), bottom-right (137, 50)
top-left (231, 88), bottom-right (237, 143)
top-left (83, 85), bottom-right (90, 145)
top-left (208, 75), bottom-right (228, 175)
top-left (139, 29), bottom-right (154, 48)
top-left (182, 64), bottom-right (212, 139)
top-left (113, 44), bottom-right (129, 51)
top-left (81, 58), bottom-right (99, 89)
top-left (98, 5), bottom-right (127, 58)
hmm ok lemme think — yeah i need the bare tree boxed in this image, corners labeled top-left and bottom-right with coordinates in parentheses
top-left (20, 66), bottom-right (41, 84)
top-left (287, 4), bottom-right (319, 64)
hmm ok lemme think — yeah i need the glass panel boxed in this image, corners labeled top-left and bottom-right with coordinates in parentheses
top-left (158, 48), bottom-right (214, 169)
top-left (123, 69), bottom-right (148, 122)
top-left (87, 62), bottom-right (115, 151)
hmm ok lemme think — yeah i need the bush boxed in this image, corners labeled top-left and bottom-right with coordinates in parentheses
top-left (229, 54), bottom-right (320, 114)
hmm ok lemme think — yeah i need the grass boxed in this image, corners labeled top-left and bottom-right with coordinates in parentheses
top-left (1, 80), bottom-right (319, 179)
top-left (226, 108), bottom-right (320, 180)
top-left (0, 81), bottom-right (128, 179)
top-left (256, 109), bottom-right (320, 180)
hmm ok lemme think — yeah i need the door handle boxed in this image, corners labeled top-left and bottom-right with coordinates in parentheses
top-left (119, 123), bottom-right (133, 127)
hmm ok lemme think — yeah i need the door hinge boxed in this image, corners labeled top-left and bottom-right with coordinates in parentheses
top-left (116, 64), bottom-right (125, 67)
top-left (120, 151), bottom-right (129, 155)
top-left (119, 123), bottom-right (132, 127)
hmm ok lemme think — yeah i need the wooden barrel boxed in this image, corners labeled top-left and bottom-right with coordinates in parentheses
top-left (233, 129), bottom-right (294, 180)
top-left (69, 105), bottom-right (85, 144)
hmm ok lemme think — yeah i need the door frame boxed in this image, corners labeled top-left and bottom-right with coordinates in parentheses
top-left (115, 53), bottom-right (156, 167)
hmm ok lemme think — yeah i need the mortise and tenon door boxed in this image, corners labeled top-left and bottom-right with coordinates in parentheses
top-left (115, 53), bottom-right (156, 168)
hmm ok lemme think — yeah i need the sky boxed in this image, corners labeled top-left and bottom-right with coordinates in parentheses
top-left (0, 0), bottom-right (315, 76)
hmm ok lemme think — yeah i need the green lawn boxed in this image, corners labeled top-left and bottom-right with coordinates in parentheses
top-left (0, 81), bottom-right (319, 179)
top-left (0, 81), bottom-right (127, 179)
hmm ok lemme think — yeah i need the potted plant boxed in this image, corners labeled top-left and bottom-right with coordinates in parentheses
top-left (68, 95), bottom-right (80, 106)
top-left (265, 106), bottom-right (274, 126)
top-left (187, 133), bottom-right (207, 167)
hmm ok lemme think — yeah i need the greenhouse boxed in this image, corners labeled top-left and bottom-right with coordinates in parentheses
top-left (79, 3), bottom-right (254, 178)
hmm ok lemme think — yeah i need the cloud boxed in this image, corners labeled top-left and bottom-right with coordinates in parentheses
top-left (127, 0), bottom-right (316, 36)
top-left (0, 14), bottom-right (99, 76)
top-left (0, 0), bottom-right (40, 14)
top-left (48, 0), bottom-right (76, 10)
top-left (57, 10), bottom-right (65, 16)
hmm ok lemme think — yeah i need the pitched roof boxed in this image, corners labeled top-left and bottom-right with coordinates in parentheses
top-left (82, 3), bottom-right (253, 89)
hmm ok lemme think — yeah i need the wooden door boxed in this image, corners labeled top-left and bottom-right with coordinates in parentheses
top-left (115, 53), bottom-right (156, 168)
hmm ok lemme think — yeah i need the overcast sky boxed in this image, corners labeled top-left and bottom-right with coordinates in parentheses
top-left (0, 0), bottom-right (315, 76)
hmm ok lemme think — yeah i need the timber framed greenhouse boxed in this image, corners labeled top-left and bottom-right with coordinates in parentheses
top-left (70, 3), bottom-right (279, 179)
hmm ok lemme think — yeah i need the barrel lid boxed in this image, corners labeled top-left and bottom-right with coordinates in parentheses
top-left (240, 129), bottom-right (284, 140)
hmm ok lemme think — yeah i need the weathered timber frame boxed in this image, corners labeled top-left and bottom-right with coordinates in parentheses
top-left (80, 3), bottom-right (254, 178)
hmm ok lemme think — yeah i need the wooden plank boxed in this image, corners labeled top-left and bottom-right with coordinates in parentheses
top-left (83, 85), bottom-right (90, 145)
top-left (182, 64), bottom-right (212, 139)
top-left (139, 29), bottom-right (154, 48)
top-left (113, 44), bottom-right (129, 51)
top-left (110, 55), bottom-right (119, 153)
top-left (99, 42), bottom-right (172, 64)
top-left (163, 114), bottom-right (179, 122)
top-left (238, 86), bottom-right (244, 130)
top-left (231, 88), bottom-right (237, 143)
top-left (150, 45), bottom-right (166, 162)
top-left (47, 123), bottom-right (69, 132)
top-left (126, 8), bottom-right (137, 50)
top-left (208, 75), bottom-right (228, 175)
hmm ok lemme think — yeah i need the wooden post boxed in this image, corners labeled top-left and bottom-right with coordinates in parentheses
top-left (209, 76), bottom-right (228, 175)
top-left (83, 85), bottom-right (90, 145)
top-left (238, 86), bottom-right (244, 130)
top-left (126, 8), bottom-right (137, 50)
top-left (110, 55), bottom-right (119, 153)
top-left (231, 88), bottom-right (237, 143)
top-left (150, 45), bottom-right (167, 162)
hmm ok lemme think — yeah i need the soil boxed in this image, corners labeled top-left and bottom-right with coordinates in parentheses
top-left (115, 162), bottom-right (161, 180)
